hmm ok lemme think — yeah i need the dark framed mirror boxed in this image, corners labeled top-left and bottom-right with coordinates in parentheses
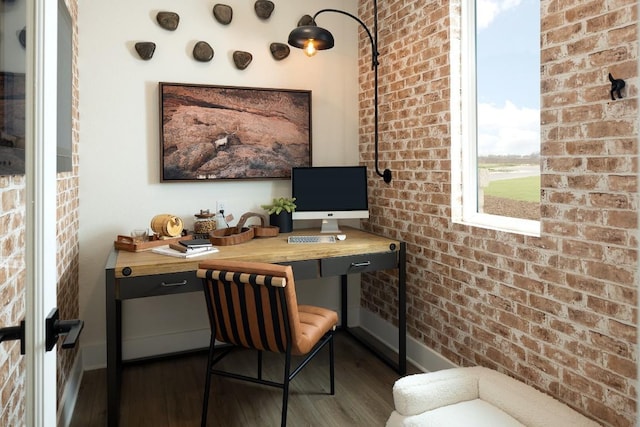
top-left (57, 0), bottom-right (73, 172)
top-left (0, 0), bottom-right (26, 175)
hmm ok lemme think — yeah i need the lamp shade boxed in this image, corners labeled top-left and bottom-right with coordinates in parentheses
top-left (287, 26), bottom-right (335, 50)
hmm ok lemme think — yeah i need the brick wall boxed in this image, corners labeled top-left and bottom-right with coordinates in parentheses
top-left (0, 0), bottom-right (79, 423)
top-left (359, 1), bottom-right (637, 426)
top-left (0, 175), bottom-right (26, 424)
top-left (56, 171), bottom-right (80, 407)
top-left (56, 0), bottom-right (80, 410)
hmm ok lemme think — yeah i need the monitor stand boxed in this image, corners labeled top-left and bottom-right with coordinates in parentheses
top-left (320, 219), bottom-right (341, 233)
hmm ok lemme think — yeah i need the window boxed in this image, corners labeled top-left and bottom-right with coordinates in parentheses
top-left (451, 0), bottom-right (540, 236)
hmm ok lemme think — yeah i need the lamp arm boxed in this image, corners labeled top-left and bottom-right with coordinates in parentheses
top-left (313, 9), bottom-right (379, 69)
top-left (313, 3), bottom-right (391, 183)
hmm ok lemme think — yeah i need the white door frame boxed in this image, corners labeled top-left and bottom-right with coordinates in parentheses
top-left (25, 0), bottom-right (58, 425)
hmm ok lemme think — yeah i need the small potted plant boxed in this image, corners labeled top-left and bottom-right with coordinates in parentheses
top-left (261, 197), bottom-right (296, 233)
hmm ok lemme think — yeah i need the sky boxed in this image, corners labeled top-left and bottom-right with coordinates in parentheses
top-left (476, 0), bottom-right (540, 156)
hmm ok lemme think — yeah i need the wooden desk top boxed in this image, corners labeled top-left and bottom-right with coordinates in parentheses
top-left (109, 227), bottom-right (400, 279)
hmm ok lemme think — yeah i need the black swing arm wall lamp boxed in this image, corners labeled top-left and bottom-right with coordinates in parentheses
top-left (287, 1), bottom-right (392, 184)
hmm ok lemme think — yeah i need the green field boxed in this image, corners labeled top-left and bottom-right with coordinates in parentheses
top-left (484, 176), bottom-right (540, 202)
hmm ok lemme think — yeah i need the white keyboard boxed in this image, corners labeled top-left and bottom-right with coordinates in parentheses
top-left (288, 235), bottom-right (336, 244)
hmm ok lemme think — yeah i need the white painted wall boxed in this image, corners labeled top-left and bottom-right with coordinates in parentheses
top-left (78, 0), bottom-right (359, 368)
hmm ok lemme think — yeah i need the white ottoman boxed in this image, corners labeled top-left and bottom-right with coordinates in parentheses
top-left (386, 367), bottom-right (601, 427)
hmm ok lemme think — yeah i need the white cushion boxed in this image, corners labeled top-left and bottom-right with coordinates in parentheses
top-left (477, 369), bottom-right (601, 427)
top-left (392, 373), bottom-right (479, 415)
top-left (387, 399), bottom-right (525, 427)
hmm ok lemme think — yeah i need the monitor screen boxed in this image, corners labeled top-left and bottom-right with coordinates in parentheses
top-left (291, 166), bottom-right (369, 233)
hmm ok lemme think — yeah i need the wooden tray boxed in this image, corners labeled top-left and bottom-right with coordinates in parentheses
top-left (114, 234), bottom-right (192, 252)
top-left (208, 212), bottom-right (278, 245)
top-left (209, 227), bottom-right (255, 246)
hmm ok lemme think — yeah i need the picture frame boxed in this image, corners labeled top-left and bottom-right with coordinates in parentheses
top-left (159, 82), bottom-right (312, 182)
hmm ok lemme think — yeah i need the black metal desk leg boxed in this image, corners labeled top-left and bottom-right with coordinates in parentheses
top-left (106, 270), bottom-right (120, 427)
top-left (341, 275), bottom-right (348, 329)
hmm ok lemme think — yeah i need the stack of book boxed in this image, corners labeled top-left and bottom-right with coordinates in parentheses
top-left (152, 238), bottom-right (218, 258)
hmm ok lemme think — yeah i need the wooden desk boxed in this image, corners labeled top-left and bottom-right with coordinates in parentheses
top-left (105, 227), bottom-right (406, 427)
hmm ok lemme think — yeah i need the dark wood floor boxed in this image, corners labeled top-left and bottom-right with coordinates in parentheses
top-left (70, 332), bottom-right (418, 426)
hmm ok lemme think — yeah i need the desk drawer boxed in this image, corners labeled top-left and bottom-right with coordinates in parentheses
top-left (118, 271), bottom-right (201, 299)
top-left (321, 252), bottom-right (398, 276)
top-left (277, 260), bottom-right (320, 281)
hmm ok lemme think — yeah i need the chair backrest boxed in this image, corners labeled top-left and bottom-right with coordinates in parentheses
top-left (196, 260), bottom-right (301, 354)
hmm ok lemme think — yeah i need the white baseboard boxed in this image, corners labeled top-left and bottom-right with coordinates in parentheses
top-left (80, 310), bottom-right (455, 376)
top-left (359, 308), bottom-right (457, 373)
top-left (121, 328), bottom-right (210, 360)
top-left (81, 328), bottom-right (210, 370)
top-left (58, 350), bottom-right (84, 427)
top-left (81, 340), bottom-right (107, 370)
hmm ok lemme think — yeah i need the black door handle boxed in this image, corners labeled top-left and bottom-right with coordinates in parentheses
top-left (0, 321), bottom-right (25, 354)
top-left (45, 308), bottom-right (84, 351)
top-left (0, 308), bottom-right (83, 354)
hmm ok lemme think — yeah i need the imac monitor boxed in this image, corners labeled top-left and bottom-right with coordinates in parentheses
top-left (291, 166), bottom-right (369, 233)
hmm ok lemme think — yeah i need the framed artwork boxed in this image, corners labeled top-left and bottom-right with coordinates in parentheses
top-left (159, 83), bottom-right (312, 181)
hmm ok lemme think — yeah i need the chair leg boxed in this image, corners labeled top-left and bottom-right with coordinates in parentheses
top-left (329, 332), bottom-right (335, 395)
top-left (281, 350), bottom-right (292, 427)
top-left (258, 350), bottom-right (263, 380)
top-left (201, 337), bottom-right (216, 427)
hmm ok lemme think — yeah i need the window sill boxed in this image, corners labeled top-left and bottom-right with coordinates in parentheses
top-left (454, 212), bottom-right (540, 237)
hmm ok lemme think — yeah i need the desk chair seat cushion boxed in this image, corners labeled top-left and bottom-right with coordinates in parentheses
top-left (296, 305), bottom-right (338, 355)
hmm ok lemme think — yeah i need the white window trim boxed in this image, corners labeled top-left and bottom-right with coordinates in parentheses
top-left (450, 0), bottom-right (540, 237)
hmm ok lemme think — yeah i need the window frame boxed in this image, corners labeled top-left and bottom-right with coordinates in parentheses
top-left (450, 0), bottom-right (540, 237)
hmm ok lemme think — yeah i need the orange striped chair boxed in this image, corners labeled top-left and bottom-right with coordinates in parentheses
top-left (197, 260), bottom-right (338, 427)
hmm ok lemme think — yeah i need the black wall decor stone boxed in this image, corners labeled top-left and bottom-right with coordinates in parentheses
top-left (156, 11), bottom-right (180, 31)
top-left (213, 4), bottom-right (233, 25)
top-left (270, 43), bottom-right (289, 60)
top-left (297, 14), bottom-right (314, 26)
top-left (254, 1), bottom-right (274, 20)
top-left (135, 42), bottom-right (156, 60)
top-left (193, 41), bottom-right (214, 62)
top-left (233, 51), bottom-right (252, 70)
